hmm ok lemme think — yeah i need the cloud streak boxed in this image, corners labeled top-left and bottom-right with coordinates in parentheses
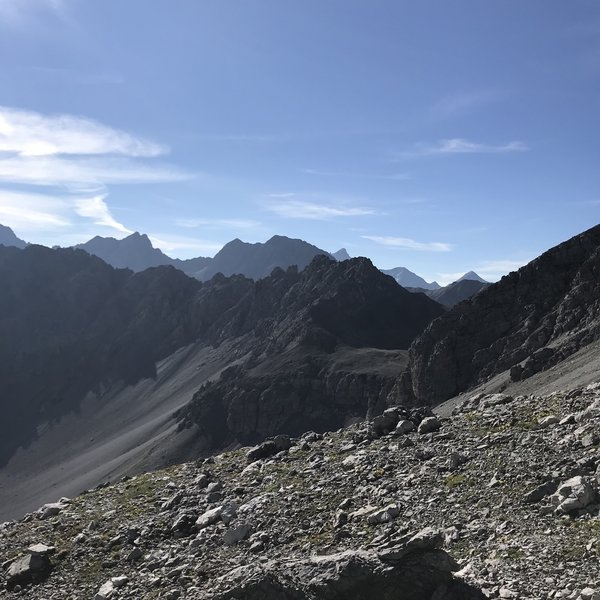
top-left (362, 235), bottom-right (452, 252)
top-left (74, 195), bottom-right (132, 234)
top-left (265, 199), bottom-right (376, 220)
top-left (0, 155), bottom-right (189, 185)
top-left (0, 105), bottom-right (165, 157)
top-left (401, 138), bottom-right (529, 158)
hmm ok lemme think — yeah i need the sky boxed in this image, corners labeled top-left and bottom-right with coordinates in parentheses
top-left (0, 0), bottom-right (598, 284)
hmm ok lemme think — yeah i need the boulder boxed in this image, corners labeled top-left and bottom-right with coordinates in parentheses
top-left (550, 476), bottom-right (596, 514)
top-left (6, 553), bottom-right (51, 589)
top-left (418, 416), bottom-right (441, 435)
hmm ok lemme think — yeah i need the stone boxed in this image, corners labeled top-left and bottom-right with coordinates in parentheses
top-left (522, 481), bottom-right (558, 504)
top-left (372, 410), bottom-right (399, 436)
top-left (366, 504), bottom-right (400, 525)
top-left (393, 419), bottom-right (415, 435)
top-left (223, 522), bottom-right (251, 545)
top-left (246, 435), bottom-right (292, 463)
top-left (27, 543), bottom-right (55, 556)
top-left (7, 554), bottom-right (51, 589)
top-left (196, 506), bottom-right (223, 529)
top-left (551, 476), bottom-right (596, 514)
top-left (94, 579), bottom-right (115, 600)
top-left (418, 416), bottom-right (441, 434)
top-left (538, 415), bottom-right (559, 428)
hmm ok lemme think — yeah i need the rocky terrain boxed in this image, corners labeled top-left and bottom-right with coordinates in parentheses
top-left (2, 382), bottom-right (600, 599)
top-left (399, 224), bottom-right (600, 405)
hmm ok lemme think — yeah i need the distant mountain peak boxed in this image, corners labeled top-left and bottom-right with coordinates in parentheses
top-left (457, 271), bottom-right (488, 283)
top-left (0, 224), bottom-right (27, 249)
top-left (381, 266), bottom-right (440, 290)
top-left (332, 248), bottom-right (351, 261)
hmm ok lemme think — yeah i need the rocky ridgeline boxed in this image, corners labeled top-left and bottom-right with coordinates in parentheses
top-left (2, 385), bottom-right (600, 599)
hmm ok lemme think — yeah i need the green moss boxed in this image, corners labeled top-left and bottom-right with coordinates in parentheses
top-left (444, 473), bottom-right (467, 488)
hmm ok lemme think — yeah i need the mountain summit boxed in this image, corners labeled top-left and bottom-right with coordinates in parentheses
top-left (381, 266), bottom-right (440, 290)
top-left (457, 270), bottom-right (488, 283)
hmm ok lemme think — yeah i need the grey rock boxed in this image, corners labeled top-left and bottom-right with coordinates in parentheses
top-left (223, 522), bottom-right (251, 545)
top-left (551, 476), bottom-right (596, 514)
top-left (196, 506), bottom-right (223, 529)
top-left (7, 554), bottom-right (51, 589)
top-left (418, 416), bottom-right (441, 435)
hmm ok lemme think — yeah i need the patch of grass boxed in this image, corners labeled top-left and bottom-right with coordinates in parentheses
top-left (444, 473), bottom-right (467, 488)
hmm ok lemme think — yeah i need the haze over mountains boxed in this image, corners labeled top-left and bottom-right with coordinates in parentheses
top-left (1, 223), bottom-right (488, 294)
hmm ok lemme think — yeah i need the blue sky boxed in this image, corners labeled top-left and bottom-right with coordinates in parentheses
top-left (0, 0), bottom-right (598, 283)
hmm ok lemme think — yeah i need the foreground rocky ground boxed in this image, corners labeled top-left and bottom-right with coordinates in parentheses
top-left (2, 384), bottom-right (600, 599)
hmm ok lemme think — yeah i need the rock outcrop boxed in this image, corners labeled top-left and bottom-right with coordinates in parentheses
top-left (398, 224), bottom-right (600, 405)
top-left (177, 255), bottom-right (444, 451)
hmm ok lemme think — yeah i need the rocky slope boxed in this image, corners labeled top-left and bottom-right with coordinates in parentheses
top-left (176, 254), bottom-right (444, 452)
top-left (398, 225), bottom-right (600, 405)
top-left (0, 244), bottom-right (208, 466)
top-left (2, 382), bottom-right (599, 599)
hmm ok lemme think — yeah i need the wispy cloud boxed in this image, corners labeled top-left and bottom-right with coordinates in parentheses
top-left (0, 106), bottom-right (192, 239)
top-left (0, 155), bottom-right (189, 185)
top-left (0, 106), bottom-right (165, 157)
top-left (264, 195), bottom-right (376, 220)
top-left (0, 188), bottom-right (135, 236)
top-left (0, 189), bottom-right (71, 230)
top-left (0, 0), bottom-right (74, 29)
top-left (362, 235), bottom-right (452, 252)
top-left (74, 195), bottom-right (132, 234)
top-left (400, 138), bottom-right (529, 158)
top-left (175, 217), bottom-right (262, 230)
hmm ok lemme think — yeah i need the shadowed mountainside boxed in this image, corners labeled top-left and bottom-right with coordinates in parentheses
top-left (396, 224), bottom-right (600, 405)
top-left (0, 247), bottom-right (443, 471)
top-left (177, 254), bottom-right (445, 450)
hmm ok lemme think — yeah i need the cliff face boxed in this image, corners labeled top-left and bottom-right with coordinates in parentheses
top-left (398, 224), bottom-right (600, 405)
top-left (178, 255), bottom-right (444, 451)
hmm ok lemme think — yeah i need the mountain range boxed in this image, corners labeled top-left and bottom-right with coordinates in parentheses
top-left (1, 222), bottom-right (598, 523)
top-left (0, 246), bottom-right (443, 519)
top-left (0, 223), bottom-right (488, 295)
